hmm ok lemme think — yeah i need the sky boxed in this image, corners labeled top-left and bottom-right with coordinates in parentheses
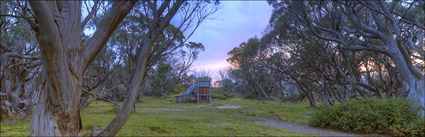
top-left (187, 1), bottom-right (273, 76)
top-left (81, 1), bottom-right (273, 80)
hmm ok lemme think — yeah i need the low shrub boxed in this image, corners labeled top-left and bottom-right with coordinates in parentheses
top-left (309, 98), bottom-right (425, 136)
top-left (211, 88), bottom-right (234, 100)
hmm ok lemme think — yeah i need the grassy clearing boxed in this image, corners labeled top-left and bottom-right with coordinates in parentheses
top-left (1, 97), bottom-right (312, 136)
top-left (224, 98), bottom-right (314, 124)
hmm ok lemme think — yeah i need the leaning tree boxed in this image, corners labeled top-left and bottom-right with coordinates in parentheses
top-left (268, 0), bottom-right (424, 115)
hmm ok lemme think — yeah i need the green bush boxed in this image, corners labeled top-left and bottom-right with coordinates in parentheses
top-left (211, 88), bottom-right (234, 100)
top-left (309, 98), bottom-right (425, 136)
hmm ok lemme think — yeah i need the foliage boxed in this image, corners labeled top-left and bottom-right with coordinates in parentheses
top-left (309, 98), bottom-right (425, 136)
top-left (150, 64), bottom-right (174, 96)
top-left (211, 88), bottom-right (234, 100)
top-left (226, 38), bottom-right (283, 100)
top-left (1, 0), bottom-right (215, 135)
top-left (265, 0), bottom-right (425, 112)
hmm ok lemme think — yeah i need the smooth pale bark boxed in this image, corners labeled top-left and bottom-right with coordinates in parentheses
top-left (29, 1), bottom-right (83, 135)
top-left (366, 45), bottom-right (425, 116)
top-left (28, 1), bottom-right (135, 136)
top-left (389, 43), bottom-right (425, 115)
top-left (349, 3), bottom-right (425, 115)
top-left (408, 79), bottom-right (425, 115)
top-left (341, 3), bottom-right (424, 115)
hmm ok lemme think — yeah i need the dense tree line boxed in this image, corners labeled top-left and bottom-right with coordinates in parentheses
top-left (223, 0), bottom-right (424, 112)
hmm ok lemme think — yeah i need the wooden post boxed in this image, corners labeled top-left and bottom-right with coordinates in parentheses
top-left (208, 88), bottom-right (211, 103)
top-left (196, 89), bottom-right (199, 103)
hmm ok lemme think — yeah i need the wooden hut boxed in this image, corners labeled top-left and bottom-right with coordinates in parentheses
top-left (176, 78), bottom-right (211, 103)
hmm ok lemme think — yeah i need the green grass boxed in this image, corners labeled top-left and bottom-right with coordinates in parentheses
top-left (210, 88), bottom-right (234, 100)
top-left (230, 99), bottom-right (314, 124)
top-left (1, 97), bottom-right (312, 136)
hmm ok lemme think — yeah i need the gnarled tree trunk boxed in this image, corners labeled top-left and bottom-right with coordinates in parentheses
top-left (30, 71), bottom-right (82, 136)
top-left (407, 78), bottom-right (425, 114)
top-left (389, 41), bottom-right (425, 116)
top-left (29, 1), bottom-right (83, 135)
top-left (28, 1), bottom-right (135, 136)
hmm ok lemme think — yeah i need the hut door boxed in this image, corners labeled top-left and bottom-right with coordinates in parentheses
top-left (198, 87), bottom-right (209, 102)
top-left (199, 87), bottom-right (208, 94)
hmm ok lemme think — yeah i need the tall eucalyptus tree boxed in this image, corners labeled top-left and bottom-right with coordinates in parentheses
top-left (25, 1), bottom-right (136, 135)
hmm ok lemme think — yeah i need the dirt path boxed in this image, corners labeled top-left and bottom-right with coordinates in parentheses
top-left (257, 119), bottom-right (375, 136)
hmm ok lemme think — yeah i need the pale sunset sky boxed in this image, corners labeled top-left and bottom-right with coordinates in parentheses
top-left (187, 1), bottom-right (273, 75)
top-left (85, 1), bottom-right (273, 79)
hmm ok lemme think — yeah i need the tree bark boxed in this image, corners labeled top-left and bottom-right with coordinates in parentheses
top-left (97, 2), bottom-right (184, 135)
top-left (388, 41), bottom-right (425, 116)
top-left (407, 78), bottom-right (425, 115)
top-left (29, 1), bottom-right (83, 135)
top-left (96, 39), bottom-right (152, 136)
top-left (28, 1), bottom-right (135, 136)
top-left (30, 73), bottom-right (82, 136)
